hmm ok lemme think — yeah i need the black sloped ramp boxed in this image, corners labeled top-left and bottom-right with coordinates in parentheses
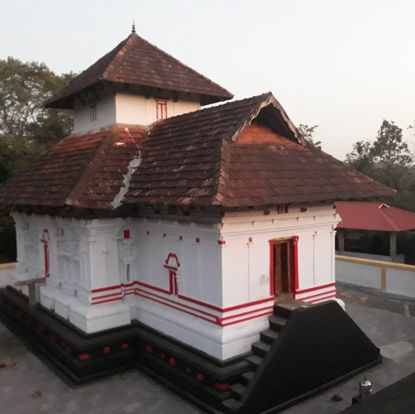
top-left (238, 301), bottom-right (381, 414)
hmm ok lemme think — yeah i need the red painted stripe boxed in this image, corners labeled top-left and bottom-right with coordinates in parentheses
top-left (91, 285), bottom-right (121, 293)
top-left (92, 292), bottom-right (125, 301)
top-left (220, 311), bottom-right (273, 326)
top-left (177, 293), bottom-right (274, 313)
top-left (297, 289), bottom-right (337, 302)
top-left (219, 306), bottom-right (274, 322)
top-left (308, 294), bottom-right (337, 304)
top-left (135, 288), bottom-right (217, 319)
top-left (90, 282), bottom-right (273, 313)
top-left (295, 282), bottom-right (336, 295)
top-left (135, 280), bottom-right (171, 295)
top-left (136, 291), bottom-right (218, 324)
top-left (92, 296), bottom-right (123, 305)
top-left (135, 289), bottom-right (275, 326)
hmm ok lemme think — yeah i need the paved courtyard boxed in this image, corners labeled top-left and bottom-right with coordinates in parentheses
top-left (1, 284), bottom-right (415, 413)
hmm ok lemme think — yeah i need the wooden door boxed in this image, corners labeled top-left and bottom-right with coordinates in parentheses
top-left (272, 240), bottom-right (293, 297)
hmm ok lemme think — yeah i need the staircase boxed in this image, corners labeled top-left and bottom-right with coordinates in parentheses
top-left (222, 300), bottom-right (308, 413)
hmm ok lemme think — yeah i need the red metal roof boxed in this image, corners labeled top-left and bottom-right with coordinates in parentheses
top-left (0, 93), bottom-right (395, 212)
top-left (336, 201), bottom-right (415, 232)
top-left (46, 33), bottom-right (233, 109)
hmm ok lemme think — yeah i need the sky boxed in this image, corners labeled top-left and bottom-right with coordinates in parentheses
top-left (1, 0), bottom-right (415, 159)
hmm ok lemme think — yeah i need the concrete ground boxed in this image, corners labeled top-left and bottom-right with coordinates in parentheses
top-left (1, 284), bottom-right (415, 413)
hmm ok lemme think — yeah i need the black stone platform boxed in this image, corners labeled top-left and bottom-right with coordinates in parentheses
top-left (0, 287), bottom-right (381, 414)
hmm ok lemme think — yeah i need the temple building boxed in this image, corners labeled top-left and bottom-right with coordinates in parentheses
top-left (0, 28), bottom-right (394, 413)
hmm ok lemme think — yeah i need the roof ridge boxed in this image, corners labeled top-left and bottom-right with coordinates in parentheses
top-left (129, 33), bottom-right (233, 98)
top-left (46, 32), bottom-right (232, 108)
top-left (378, 204), bottom-right (401, 232)
top-left (64, 129), bottom-right (117, 207)
top-left (102, 34), bottom-right (136, 80)
top-left (151, 92), bottom-right (272, 126)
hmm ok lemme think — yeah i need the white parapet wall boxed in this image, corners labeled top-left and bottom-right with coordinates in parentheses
top-left (336, 255), bottom-right (415, 298)
top-left (0, 262), bottom-right (16, 287)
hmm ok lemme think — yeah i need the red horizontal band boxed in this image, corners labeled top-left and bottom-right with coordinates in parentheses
top-left (135, 280), bottom-right (171, 295)
top-left (221, 311), bottom-right (273, 326)
top-left (295, 282), bottom-right (335, 295)
top-left (92, 296), bottom-right (123, 305)
top-left (297, 289), bottom-right (337, 302)
top-left (90, 281), bottom-right (274, 316)
top-left (92, 291), bottom-right (125, 301)
top-left (91, 284), bottom-right (122, 293)
top-left (136, 291), bottom-right (218, 324)
top-left (219, 306), bottom-right (274, 322)
top-left (135, 287), bottom-right (216, 319)
top-left (309, 293), bottom-right (337, 304)
top-left (177, 293), bottom-right (274, 313)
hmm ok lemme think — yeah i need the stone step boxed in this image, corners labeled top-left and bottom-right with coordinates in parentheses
top-left (246, 354), bottom-right (263, 369)
top-left (268, 315), bottom-right (287, 331)
top-left (274, 299), bottom-right (308, 318)
top-left (229, 383), bottom-right (246, 399)
top-left (240, 371), bottom-right (255, 385)
top-left (260, 329), bottom-right (279, 344)
top-left (251, 341), bottom-right (271, 357)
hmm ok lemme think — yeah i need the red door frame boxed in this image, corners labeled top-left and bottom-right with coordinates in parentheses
top-left (269, 236), bottom-right (299, 296)
top-left (41, 229), bottom-right (50, 277)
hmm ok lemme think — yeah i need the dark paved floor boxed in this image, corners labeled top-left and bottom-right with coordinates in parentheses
top-left (1, 284), bottom-right (415, 413)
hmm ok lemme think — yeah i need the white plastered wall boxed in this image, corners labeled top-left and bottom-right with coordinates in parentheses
top-left (73, 93), bottom-right (117, 134)
top-left (220, 205), bottom-right (340, 304)
top-left (72, 92), bottom-right (200, 134)
top-left (115, 93), bottom-right (200, 125)
top-left (10, 212), bottom-right (131, 333)
top-left (10, 205), bottom-right (340, 360)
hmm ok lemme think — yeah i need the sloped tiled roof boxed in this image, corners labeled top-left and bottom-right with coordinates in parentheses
top-left (46, 33), bottom-right (233, 108)
top-left (123, 95), bottom-right (393, 207)
top-left (0, 93), bottom-right (394, 211)
top-left (0, 125), bottom-right (146, 209)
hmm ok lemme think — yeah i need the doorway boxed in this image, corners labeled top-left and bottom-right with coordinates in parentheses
top-left (270, 238), bottom-right (296, 298)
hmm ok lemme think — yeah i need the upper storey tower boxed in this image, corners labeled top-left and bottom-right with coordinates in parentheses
top-left (46, 30), bottom-right (233, 134)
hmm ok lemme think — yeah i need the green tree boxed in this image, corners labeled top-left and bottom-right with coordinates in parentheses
top-left (297, 123), bottom-right (322, 150)
top-left (0, 58), bottom-right (74, 176)
top-left (346, 120), bottom-right (415, 209)
top-left (345, 140), bottom-right (373, 174)
top-left (0, 58), bottom-right (74, 261)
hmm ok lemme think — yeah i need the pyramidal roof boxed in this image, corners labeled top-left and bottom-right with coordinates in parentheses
top-left (46, 32), bottom-right (233, 109)
top-left (0, 93), bottom-right (394, 211)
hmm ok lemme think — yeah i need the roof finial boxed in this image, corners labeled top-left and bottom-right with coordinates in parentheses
top-left (131, 21), bottom-right (136, 34)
